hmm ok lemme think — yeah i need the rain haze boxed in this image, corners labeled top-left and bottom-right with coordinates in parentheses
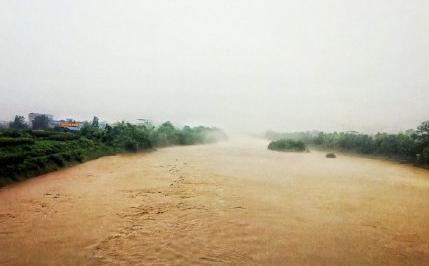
top-left (3, 2), bottom-right (429, 265)
top-left (1, 0), bottom-right (428, 133)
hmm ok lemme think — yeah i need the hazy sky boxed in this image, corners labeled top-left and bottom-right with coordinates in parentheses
top-left (1, 0), bottom-right (428, 133)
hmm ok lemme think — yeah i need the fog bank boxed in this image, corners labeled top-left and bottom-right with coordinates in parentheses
top-left (1, 0), bottom-right (428, 133)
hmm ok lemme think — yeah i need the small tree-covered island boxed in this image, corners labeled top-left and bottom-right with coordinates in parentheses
top-left (268, 139), bottom-right (307, 152)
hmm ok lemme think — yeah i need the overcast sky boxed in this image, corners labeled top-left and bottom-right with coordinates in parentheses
top-left (1, 0), bottom-right (428, 133)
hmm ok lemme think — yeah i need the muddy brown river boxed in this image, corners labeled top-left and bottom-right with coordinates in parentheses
top-left (1, 138), bottom-right (429, 265)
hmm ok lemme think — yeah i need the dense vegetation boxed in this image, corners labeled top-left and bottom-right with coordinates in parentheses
top-left (268, 139), bottom-right (307, 152)
top-left (326, 153), bottom-right (336, 158)
top-left (0, 122), bottom-right (226, 186)
top-left (266, 121), bottom-right (429, 166)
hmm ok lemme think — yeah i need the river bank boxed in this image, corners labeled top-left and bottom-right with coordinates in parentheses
top-left (0, 123), bottom-right (226, 187)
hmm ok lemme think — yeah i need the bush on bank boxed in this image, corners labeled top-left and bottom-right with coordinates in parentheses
top-left (0, 122), bottom-right (227, 187)
top-left (326, 153), bottom-right (336, 158)
top-left (268, 139), bottom-right (307, 152)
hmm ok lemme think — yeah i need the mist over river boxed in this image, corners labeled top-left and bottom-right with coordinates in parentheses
top-left (1, 138), bottom-right (429, 265)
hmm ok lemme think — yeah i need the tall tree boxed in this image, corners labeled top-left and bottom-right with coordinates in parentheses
top-left (92, 116), bottom-right (99, 128)
top-left (32, 115), bottom-right (49, 129)
top-left (10, 115), bottom-right (27, 129)
top-left (416, 121), bottom-right (429, 144)
top-left (416, 121), bottom-right (429, 162)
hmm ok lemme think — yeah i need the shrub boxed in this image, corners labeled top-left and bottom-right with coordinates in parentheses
top-left (326, 153), bottom-right (336, 158)
top-left (268, 139), bottom-right (306, 152)
top-left (46, 133), bottom-right (79, 141)
top-left (0, 130), bottom-right (24, 138)
top-left (0, 137), bottom-right (34, 147)
top-left (0, 153), bottom-right (27, 165)
top-left (124, 140), bottom-right (138, 152)
top-left (48, 154), bottom-right (65, 167)
top-left (30, 130), bottom-right (51, 138)
top-left (70, 151), bottom-right (84, 162)
top-left (422, 147), bottom-right (429, 164)
top-left (62, 153), bottom-right (71, 161)
top-left (30, 157), bottom-right (49, 169)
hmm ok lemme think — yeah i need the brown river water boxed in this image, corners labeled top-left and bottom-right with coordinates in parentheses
top-left (1, 138), bottom-right (429, 265)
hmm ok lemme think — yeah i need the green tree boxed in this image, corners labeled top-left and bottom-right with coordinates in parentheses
top-left (153, 121), bottom-right (180, 146)
top-left (92, 116), bottom-right (99, 128)
top-left (10, 115), bottom-right (27, 130)
top-left (421, 147), bottom-right (429, 164)
top-left (416, 121), bottom-right (429, 145)
top-left (32, 115), bottom-right (49, 129)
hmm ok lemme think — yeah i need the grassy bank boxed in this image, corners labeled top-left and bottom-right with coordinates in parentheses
top-left (0, 122), bottom-right (227, 187)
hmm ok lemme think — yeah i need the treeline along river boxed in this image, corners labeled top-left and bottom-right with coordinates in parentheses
top-left (0, 121), bottom-right (226, 186)
top-left (266, 120), bottom-right (429, 166)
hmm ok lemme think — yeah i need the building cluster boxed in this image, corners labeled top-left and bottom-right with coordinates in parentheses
top-left (29, 113), bottom-right (84, 131)
top-left (0, 113), bottom-right (84, 131)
